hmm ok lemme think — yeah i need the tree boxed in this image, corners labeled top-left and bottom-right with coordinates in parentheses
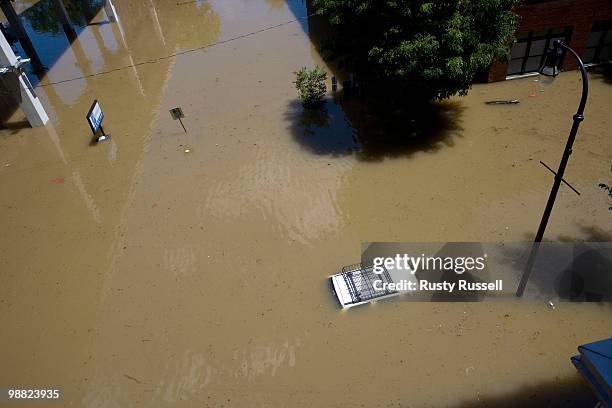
top-left (313, 0), bottom-right (519, 101)
top-left (294, 66), bottom-right (327, 108)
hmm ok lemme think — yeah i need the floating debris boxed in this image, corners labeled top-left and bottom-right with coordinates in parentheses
top-left (485, 100), bottom-right (520, 105)
top-left (123, 374), bottom-right (142, 384)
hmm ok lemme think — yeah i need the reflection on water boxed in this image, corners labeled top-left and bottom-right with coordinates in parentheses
top-left (6, 0), bottom-right (103, 79)
top-left (262, 0), bottom-right (308, 32)
top-left (265, 0), bottom-right (286, 9)
top-left (154, 0), bottom-right (220, 51)
top-left (22, 0), bottom-right (101, 35)
top-left (158, 350), bottom-right (213, 403)
top-left (0, 3), bottom-right (223, 402)
top-left (1, 0), bottom-right (612, 407)
top-left (2, 0), bottom-right (221, 94)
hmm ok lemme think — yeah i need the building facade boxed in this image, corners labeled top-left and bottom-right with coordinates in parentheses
top-left (488, 0), bottom-right (612, 81)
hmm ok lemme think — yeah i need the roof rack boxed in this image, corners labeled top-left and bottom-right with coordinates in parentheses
top-left (331, 261), bottom-right (399, 309)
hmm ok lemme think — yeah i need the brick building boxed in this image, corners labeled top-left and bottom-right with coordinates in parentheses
top-left (488, 0), bottom-right (612, 81)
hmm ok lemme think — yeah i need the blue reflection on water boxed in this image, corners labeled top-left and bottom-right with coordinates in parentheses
top-left (5, 0), bottom-right (102, 85)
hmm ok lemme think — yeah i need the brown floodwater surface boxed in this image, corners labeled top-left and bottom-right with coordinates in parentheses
top-left (1, 0), bottom-right (611, 407)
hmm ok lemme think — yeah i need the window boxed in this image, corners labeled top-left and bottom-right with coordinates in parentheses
top-left (583, 20), bottom-right (612, 64)
top-left (506, 27), bottom-right (573, 76)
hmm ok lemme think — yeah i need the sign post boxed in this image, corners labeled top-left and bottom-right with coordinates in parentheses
top-left (169, 107), bottom-right (186, 133)
top-left (86, 100), bottom-right (110, 142)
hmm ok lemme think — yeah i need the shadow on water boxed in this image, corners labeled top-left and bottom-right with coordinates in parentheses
top-left (557, 247), bottom-right (612, 302)
top-left (0, 73), bottom-right (19, 126)
top-left (557, 225), bottom-right (612, 243)
top-left (286, 96), bottom-right (358, 157)
top-left (495, 240), bottom-right (612, 303)
top-left (286, 93), bottom-right (464, 162)
top-left (0, 119), bottom-right (30, 133)
top-left (588, 63), bottom-right (612, 86)
top-left (0, 64), bottom-right (35, 127)
top-left (555, 227), bottom-right (612, 302)
top-left (451, 374), bottom-right (598, 408)
top-left (288, 2), bottom-right (465, 161)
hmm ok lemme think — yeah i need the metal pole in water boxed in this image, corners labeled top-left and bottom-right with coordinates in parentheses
top-left (516, 42), bottom-right (588, 297)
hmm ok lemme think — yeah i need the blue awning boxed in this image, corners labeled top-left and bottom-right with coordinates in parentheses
top-left (572, 338), bottom-right (612, 408)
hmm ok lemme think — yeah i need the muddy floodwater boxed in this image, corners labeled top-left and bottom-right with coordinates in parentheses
top-left (1, 0), bottom-right (612, 407)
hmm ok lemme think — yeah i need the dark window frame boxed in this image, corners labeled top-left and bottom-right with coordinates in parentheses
top-left (583, 20), bottom-right (612, 64)
top-left (507, 26), bottom-right (573, 76)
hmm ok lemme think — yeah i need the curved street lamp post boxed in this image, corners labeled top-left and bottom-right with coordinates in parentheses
top-left (516, 40), bottom-right (589, 297)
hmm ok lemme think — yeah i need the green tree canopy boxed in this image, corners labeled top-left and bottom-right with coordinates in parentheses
top-left (313, 0), bottom-right (519, 101)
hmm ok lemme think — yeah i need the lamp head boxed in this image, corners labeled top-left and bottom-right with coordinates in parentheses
top-left (539, 41), bottom-right (564, 78)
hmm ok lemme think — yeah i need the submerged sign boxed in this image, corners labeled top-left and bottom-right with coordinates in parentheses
top-left (86, 100), bottom-right (110, 142)
top-left (169, 107), bottom-right (187, 133)
top-left (86, 100), bottom-right (104, 134)
top-left (169, 107), bottom-right (184, 120)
